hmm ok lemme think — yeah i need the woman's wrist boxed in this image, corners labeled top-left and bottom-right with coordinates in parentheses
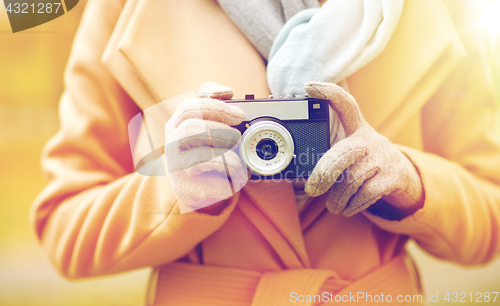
top-left (367, 196), bottom-right (423, 221)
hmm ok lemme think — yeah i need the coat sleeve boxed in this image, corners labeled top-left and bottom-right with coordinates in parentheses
top-left (30, 0), bottom-right (237, 279)
top-left (363, 10), bottom-right (500, 265)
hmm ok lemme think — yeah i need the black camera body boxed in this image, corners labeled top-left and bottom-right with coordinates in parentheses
top-left (228, 95), bottom-right (330, 180)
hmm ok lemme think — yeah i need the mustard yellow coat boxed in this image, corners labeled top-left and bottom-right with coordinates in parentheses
top-left (32, 0), bottom-right (500, 305)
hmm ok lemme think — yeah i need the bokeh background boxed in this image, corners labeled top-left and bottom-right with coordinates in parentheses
top-left (0, 1), bottom-right (499, 305)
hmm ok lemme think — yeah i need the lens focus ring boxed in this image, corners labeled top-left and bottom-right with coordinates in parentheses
top-left (240, 120), bottom-right (294, 176)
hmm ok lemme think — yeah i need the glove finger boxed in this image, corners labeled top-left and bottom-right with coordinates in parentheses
top-left (342, 173), bottom-right (397, 217)
top-left (188, 149), bottom-right (248, 183)
top-left (175, 98), bottom-right (245, 128)
top-left (167, 146), bottom-right (224, 174)
top-left (170, 171), bottom-right (235, 211)
top-left (169, 149), bottom-right (248, 211)
top-left (304, 81), bottom-right (364, 136)
top-left (174, 119), bottom-right (241, 151)
top-left (170, 146), bottom-right (247, 182)
top-left (198, 82), bottom-right (234, 100)
top-left (326, 161), bottom-right (379, 214)
top-left (305, 139), bottom-right (368, 197)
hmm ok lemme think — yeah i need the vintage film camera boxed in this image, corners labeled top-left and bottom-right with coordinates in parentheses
top-left (229, 94), bottom-right (330, 180)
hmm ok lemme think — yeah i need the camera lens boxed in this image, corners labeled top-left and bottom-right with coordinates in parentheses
top-left (256, 138), bottom-right (279, 160)
top-left (239, 120), bottom-right (295, 176)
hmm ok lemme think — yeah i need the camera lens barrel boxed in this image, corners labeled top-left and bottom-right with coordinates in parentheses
top-left (240, 120), bottom-right (295, 176)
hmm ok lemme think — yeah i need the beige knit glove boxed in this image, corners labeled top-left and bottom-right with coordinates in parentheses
top-left (304, 82), bottom-right (424, 217)
top-left (164, 82), bottom-right (248, 214)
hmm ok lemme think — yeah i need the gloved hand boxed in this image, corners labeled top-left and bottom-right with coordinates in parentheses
top-left (304, 81), bottom-right (424, 218)
top-left (164, 82), bottom-right (248, 214)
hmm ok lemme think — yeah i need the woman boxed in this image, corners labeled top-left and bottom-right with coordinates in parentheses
top-left (32, 0), bottom-right (500, 305)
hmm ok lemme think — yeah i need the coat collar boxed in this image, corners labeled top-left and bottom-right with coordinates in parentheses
top-left (346, 0), bottom-right (466, 140)
top-left (107, 0), bottom-right (271, 112)
top-left (102, 0), bottom-right (157, 111)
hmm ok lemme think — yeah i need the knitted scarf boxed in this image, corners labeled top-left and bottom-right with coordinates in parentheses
top-left (218, 0), bottom-right (404, 96)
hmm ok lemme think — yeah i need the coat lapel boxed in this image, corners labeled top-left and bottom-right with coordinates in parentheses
top-left (116, 0), bottom-right (270, 109)
top-left (241, 180), bottom-right (310, 269)
top-left (346, 0), bottom-right (466, 140)
top-left (101, 0), bottom-right (157, 112)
